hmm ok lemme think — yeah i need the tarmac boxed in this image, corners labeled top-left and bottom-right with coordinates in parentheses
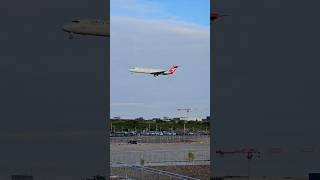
top-left (111, 136), bottom-right (210, 166)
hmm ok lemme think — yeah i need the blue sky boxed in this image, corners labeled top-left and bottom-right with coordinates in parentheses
top-left (111, 0), bottom-right (210, 27)
top-left (110, 0), bottom-right (210, 119)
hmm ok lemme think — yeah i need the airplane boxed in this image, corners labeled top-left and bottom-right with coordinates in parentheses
top-left (129, 65), bottom-right (179, 77)
top-left (63, 19), bottom-right (109, 39)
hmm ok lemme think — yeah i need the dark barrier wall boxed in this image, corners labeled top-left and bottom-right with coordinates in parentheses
top-left (0, 0), bottom-right (109, 179)
top-left (309, 173), bottom-right (320, 180)
top-left (213, 0), bottom-right (320, 177)
top-left (210, 0), bottom-right (214, 178)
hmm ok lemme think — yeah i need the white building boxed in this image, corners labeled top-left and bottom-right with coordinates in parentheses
top-left (161, 116), bottom-right (171, 121)
top-left (179, 117), bottom-right (203, 121)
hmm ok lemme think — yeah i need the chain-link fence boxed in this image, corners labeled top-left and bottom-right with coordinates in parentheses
top-left (111, 135), bottom-right (209, 144)
top-left (111, 149), bottom-right (209, 165)
top-left (111, 163), bottom-right (201, 180)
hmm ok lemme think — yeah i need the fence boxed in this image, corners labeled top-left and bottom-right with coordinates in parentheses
top-left (111, 135), bottom-right (209, 144)
top-left (111, 149), bottom-right (210, 165)
top-left (111, 163), bottom-right (201, 180)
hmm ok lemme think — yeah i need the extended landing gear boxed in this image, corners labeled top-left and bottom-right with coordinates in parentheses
top-left (153, 74), bottom-right (159, 77)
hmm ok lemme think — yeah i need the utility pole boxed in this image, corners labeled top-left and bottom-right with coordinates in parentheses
top-left (177, 108), bottom-right (191, 142)
top-left (183, 123), bottom-right (186, 142)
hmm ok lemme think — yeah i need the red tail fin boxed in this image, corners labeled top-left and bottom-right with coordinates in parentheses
top-left (167, 65), bottom-right (178, 74)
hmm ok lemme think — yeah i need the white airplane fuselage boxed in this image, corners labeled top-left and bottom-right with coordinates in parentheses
top-left (129, 67), bottom-right (166, 74)
top-left (63, 19), bottom-right (109, 37)
top-left (129, 65), bottom-right (178, 77)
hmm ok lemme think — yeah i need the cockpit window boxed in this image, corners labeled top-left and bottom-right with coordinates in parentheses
top-left (72, 20), bottom-right (80, 23)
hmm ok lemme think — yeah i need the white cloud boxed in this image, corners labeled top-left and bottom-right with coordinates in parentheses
top-left (110, 16), bottom-right (209, 65)
top-left (111, 16), bottom-right (209, 38)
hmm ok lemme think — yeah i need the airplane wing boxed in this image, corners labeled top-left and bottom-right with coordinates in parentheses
top-left (150, 70), bottom-right (166, 75)
top-left (129, 67), bottom-right (167, 76)
top-left (140, 68), bottom-right (165, 74)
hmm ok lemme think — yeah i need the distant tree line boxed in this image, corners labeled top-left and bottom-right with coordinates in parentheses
top-left (110, 119), bottom-right (209, 132)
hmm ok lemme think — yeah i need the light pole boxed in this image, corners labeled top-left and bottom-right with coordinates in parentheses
top-left (177, 108), bottom-right (191, 142)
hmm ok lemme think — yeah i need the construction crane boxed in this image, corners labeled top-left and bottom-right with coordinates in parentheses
top-left (177, 108), bottom-right (191, 112)
top-left (177, 108), bottom-right (191, 119)
top-left (216, 148), bottom-right (261, 179)
top-left (177, 108), bottom-right (192, 141)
